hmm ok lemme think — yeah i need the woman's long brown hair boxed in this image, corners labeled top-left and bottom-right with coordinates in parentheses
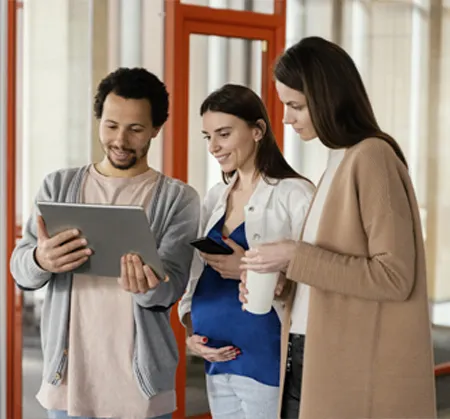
top-left (273, 36), bottom-right (408, 167)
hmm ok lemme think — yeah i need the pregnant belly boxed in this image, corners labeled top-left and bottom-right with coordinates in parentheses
top-left (191, 284), bottom-right (281, 353)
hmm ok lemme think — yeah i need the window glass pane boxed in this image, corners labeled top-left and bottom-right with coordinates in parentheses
top-left (181, 0), bottom-right (275, 14)
top-left (186, 33), bottom-right (263, 417)
top-left (188, 34), bottom-right (263, 201)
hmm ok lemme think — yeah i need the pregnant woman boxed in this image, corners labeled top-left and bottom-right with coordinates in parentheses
top-left (178, 84), bottom-right (314, 419)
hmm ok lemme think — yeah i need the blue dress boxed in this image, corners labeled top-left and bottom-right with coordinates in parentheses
top-left (191, 215), bottom-right (281, 387)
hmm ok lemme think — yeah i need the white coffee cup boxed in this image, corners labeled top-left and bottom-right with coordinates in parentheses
top-left (244, 270), bottom-right (279, 315)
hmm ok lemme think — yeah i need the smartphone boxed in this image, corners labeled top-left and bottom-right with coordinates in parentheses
top-left (190, 237), bottom-right (233, 255)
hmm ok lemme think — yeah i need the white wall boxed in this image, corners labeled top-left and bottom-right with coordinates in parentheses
top-left (142, 0), bottom-right (165, 172)
top-left (433, 0), bottom-right (450, 300)
top-left (284, 0), bottom-right (333, 185)
top-left (120, 0), bottom-right (141, 67)
top-left (188, 32), bottom-right (210, 199)
top-left (22, 0), bottom-right (91, 222)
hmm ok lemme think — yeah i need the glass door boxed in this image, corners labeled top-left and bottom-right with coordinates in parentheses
top-left (164, 1), bottom-right (286, 418)
top-left (186, 35), bottom-right (266, 416)
top-left (188, 34), bottom-right (265, 200)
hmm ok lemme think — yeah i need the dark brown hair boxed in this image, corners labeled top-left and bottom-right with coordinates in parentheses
top-left (94, 67), bottom-right (169, 128)
top-left (273, 36), bottom-right (408, 166)
top-left (200, 84), bottom-right (311, 184)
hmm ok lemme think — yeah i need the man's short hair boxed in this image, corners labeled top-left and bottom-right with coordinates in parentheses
top-left (94, 67), bottom-right (169, 128)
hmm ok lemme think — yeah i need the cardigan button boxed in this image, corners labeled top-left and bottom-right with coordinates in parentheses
top-left (253, 233), bottom-right (261, 240)
top-left (248, 206), bottom-right (255, 212)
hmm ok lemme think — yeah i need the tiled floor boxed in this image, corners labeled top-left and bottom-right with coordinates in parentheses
top-left (22, 327), bottom-right (450, 419)
top-left (434, 326), bottom-right (450, 416)
top-left (22, 335), bottom-right (210, 419)
top-left (22, 346), bottom-right (46, 419)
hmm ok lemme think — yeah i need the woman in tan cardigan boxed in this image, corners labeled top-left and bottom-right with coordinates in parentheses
top-left (239, 36), bottom-right (436, 419)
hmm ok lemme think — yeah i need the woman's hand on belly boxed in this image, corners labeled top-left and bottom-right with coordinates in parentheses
top-left (186, 334), bottom-right (240, 363)
top-left (200, 237), bottom-right (245, 280)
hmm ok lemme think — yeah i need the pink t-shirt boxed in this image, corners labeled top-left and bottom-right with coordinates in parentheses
top-left (37, 165), bottom-right (176, 419)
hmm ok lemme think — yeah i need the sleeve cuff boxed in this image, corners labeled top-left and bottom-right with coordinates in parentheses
top-left (286, 242), bottom-right (312, 283)
top-left (178, 299), bottom-right (191, 327)
top-left (30, 247), bottom-right (52, 279)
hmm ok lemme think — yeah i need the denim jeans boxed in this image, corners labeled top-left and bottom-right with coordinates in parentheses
top-left (206, 374), bottom-right (279, 419)
top-left (47, 411), bottom-right (172, 419)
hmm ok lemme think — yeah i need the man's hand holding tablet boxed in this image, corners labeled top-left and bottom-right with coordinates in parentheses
top-left (118, 253), bottom-right (169, 294)
top-left (34, 215), bottom-right (92, 273)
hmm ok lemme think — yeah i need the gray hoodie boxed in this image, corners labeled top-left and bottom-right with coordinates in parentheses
top-left (10, 165), bottom-right (200, 398)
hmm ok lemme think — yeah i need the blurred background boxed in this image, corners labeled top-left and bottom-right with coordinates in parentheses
top-left (1, 0), bottom-right (449, 418)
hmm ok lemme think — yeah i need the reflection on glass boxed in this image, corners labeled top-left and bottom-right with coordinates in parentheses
top-left (181, 0), bottom-right (275, 15)
top-left (188, 34), bottom-right (263, 201)
top-left (186, 33), bottom-right (263, 417)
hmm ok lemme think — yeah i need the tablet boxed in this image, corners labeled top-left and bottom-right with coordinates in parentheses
top-left (37, 201), bottom-right (165, 280)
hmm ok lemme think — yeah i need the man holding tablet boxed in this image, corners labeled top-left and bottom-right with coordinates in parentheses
top-left (10, 68), bottom-right (200, 419)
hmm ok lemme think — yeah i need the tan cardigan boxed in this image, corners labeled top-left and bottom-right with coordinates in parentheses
top-left (282, 138), bottom-right (436, 419)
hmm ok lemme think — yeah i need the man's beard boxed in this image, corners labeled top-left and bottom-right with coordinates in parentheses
top-left (105, 140), bottom-right (151, 171)
top-left (107, 151), bottom-right (138, 170)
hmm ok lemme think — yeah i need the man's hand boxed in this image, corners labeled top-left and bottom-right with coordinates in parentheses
top-left (34, 215), bottom-right (92, 273)
top-left (200, 238), bottom-right (245, 280)
top-left (186, 334), bottom-right (240, 363)
top-left (118, 253), bottom-right (168, 294)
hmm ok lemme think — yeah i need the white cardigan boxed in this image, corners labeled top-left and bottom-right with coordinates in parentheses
top-left (178, 175), bottom-right (315, 324)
